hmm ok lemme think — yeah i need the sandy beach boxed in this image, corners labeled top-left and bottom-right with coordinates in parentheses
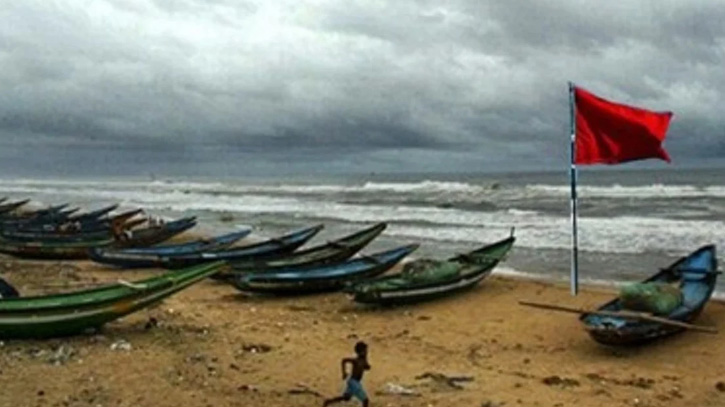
top-left (1, 254), bottom-right (724, 407)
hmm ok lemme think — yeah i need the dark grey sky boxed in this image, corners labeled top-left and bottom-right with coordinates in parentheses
top-left (1, 1), bottom-right (724, 177)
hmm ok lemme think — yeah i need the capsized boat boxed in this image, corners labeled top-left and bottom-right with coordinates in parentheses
top-left (0, 261), bottom-right (225, 339)
top-left (346, 233), bottom-right (515, 305)
top-left (580, 245), bottom-right (718, 345)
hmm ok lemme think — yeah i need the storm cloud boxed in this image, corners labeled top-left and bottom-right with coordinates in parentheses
top-left (0, 0), bottom-right (723, 176)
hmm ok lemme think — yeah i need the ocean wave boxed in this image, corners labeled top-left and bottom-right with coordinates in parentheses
top-left (1, 177), bottom-right (723, 256)
top-left (0, 178), bottom-right (496, 197)
top-left (525, 183), bottom-right (725, 199)
top-left (385, 218), bottom-right (725, 255)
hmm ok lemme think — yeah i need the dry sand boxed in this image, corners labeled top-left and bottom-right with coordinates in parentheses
top-left (1, 257), bottom-right (725, 407)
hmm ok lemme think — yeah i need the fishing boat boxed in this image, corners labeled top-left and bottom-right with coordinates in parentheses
top-left (346, 233), bottom-right (515, 305)
top-left (0, 261), bottom-right (225, 339)
top-left (67, 204), bottom-right (120, 222)
top-left (222, 223), bottom-right (387, 277)
top-left (580, 245), bottom-right (718, 345)
top-left (2, 208), bottom-right (144, 239)
top-left (116, 228), bottom-right (252, 256)
top-left (233, 244), bottom-right (419, 295)
top-left (0, 217), bottom-right (197, 260)
top-left (114, 216), bottom-right (198, 248)
top-left (89, 224), bottom-right (324, 268)
top-left (0, 199), bottom-right (31, 216)
top-left (87, 228), bottom-right (253, 266)
top-left (0, 236), bottom-right (116, 260)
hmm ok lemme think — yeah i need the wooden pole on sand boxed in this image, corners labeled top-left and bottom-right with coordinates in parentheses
top-left (518, 300), bottom-right (718, 334)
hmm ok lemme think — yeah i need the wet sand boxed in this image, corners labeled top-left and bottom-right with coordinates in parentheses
top-left (1, 257), bottom-right (725, 407)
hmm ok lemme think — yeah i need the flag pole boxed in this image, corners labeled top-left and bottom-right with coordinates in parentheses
top-left (568, 81), bottom-right (579, 296)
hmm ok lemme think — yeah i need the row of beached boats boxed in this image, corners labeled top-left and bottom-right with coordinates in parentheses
top-left (0, 197), bottom-right (720, 347)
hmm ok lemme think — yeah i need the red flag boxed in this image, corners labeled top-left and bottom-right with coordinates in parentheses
top-left (574, 86), bottom-right (672, 165)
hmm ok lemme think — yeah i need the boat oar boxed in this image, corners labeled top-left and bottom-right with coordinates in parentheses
top-left (518, 300), bottom-right (718, 334)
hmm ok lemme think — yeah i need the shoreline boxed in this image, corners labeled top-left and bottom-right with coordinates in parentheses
top-left (1, 257), bottom-right (725, 407)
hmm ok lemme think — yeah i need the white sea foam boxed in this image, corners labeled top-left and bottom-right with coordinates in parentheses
top-left (526, 184), bottom-right (725, 199)
top-left (1, 178), bottom-right (723, 255)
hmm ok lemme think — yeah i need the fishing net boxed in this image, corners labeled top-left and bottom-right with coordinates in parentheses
top-left (619, 282), bottom-right (682, 315)
top-left (401, 259), bottom-right (461, 283)
top-left (357, 259), bottom-right (462, 292)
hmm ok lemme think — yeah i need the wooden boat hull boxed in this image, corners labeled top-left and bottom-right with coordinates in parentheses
top-left (348, 235), bottom-right (515, 305)
top-left (223, 223), bottom-right (387, 277)
top-left (233, 244), bottom-right (419, 294)
top-left (114, 216), bottom-right (198, 248)
top-left (118, 228), bottom-right (251, 256)
top-left (0, 199), bottom-right (30, 216)
top-left (0, 218), bottom-right (197, 260)
top-left (580, 245), bottom-right (718, 346)
top-left (0, 262), bottom-right (225, 339)
top-left (90, 224), bottom-right (324, 268)
top-left (0, 238), bottom-right (115, 260)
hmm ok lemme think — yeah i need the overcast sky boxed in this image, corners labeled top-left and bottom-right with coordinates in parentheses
top-left (1, 0), bottom-right (723, 177)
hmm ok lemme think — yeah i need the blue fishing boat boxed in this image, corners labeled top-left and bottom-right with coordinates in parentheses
top-left (580, 245), bottom-right (718, 345)
top-left (233, 244), bottom-right (419, 294)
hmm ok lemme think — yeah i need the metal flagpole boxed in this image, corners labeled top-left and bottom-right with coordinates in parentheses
top-left (568, 81), bottom-right (579, 296)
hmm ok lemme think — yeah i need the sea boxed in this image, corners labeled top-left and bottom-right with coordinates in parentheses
top-left (1, 167), bottom-right (723, 293)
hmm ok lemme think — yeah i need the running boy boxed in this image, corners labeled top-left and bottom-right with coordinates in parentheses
top-left (323, 341), bottom-right (371, 407)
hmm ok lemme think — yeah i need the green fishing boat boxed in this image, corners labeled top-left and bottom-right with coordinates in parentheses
top-left (0, 261), bottom-right (225, 339)
top-left (347, 232), bottom-right (515, 305)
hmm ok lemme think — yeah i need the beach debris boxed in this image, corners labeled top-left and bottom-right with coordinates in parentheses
top-left (593, 388), bottom-right (612, 398)
top-left (379, 383), bottom-right (420, 397)
top-left (47, 345), bottom-right (76, 365)
top-left (584, 373), bottom-right (654, 389)
top-left (241, 343), bottom-right (272, 354)
top-left (481, 400), bottom-right (505, 407)
top-left (288, 383), bottom-right (323, 397)
top-left (109, 339), bottom-right (132, 352)
top-left (542, 375), bottom-right (580, 388)
top-left (238, 384), bottom-right (259, 392)
top-left (628, 377), bottom-right (655, 389)
top-left (415, 372), bottom-right (474, 390)
top-left (668, 385), bottom-right (683, 398)
top-left (467, 344), bottom-right (488, 366)
top-left (186, 353), bottom-right (206, 363)
top-left (89, 335), bottom-right (108, 344)
top-left (287, 305), bottom-right (315, 312)
top-left (716, 381), bottom-right (725, 392)
top-left (394, 329), bottom-right (409, 338)
top-left (144, 317), bottom-right (159, 330)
